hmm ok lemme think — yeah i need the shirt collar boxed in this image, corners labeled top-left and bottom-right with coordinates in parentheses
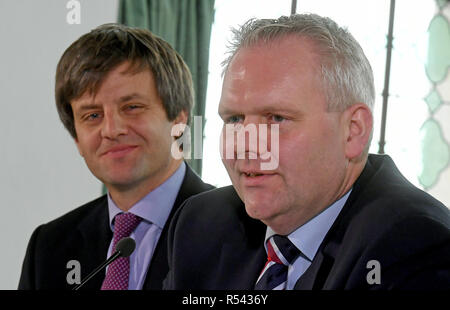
top-left (264, 188), bottom-right (351, 261)
top-left (107, 162), bottom-right (186, 230)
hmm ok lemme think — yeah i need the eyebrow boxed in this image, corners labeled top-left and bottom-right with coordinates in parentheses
top-left (219, 105), bottom-right (300, 116)
top-left (74, 93), bottom-right (148, 112)
top-left (117, 93), bottom-right (147, 103)
top-left (74, 103), bottom-right (102, 113)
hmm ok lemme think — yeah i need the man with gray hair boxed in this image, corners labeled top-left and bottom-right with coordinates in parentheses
top-left (164, 14), bottom-right (450, 290)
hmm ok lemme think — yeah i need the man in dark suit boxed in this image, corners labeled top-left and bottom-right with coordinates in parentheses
top-left (19, 24), bottom-right (213, 290)
top-left (164, 14), bottom-right (450, 290)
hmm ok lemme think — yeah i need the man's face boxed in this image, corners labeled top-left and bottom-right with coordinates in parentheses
top-left (71, 61), bottom-right (186, 194)
top-left (219, 37), bottom-right (349, 234)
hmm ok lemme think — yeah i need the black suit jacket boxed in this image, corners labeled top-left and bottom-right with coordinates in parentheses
top-left (19, 164), bottom-right (213, 290)
top-left (164, 155), bottom-right (450, 289)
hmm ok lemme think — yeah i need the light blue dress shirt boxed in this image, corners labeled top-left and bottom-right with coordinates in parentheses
top-left (106, 161), bottom-right (186, 290)
top-left (264, 189), bottom-right (352, 290)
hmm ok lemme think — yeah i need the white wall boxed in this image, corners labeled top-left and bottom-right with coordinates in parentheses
top-left (0, 0), bottom-right (119, 289)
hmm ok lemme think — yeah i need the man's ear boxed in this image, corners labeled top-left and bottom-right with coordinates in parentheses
top-left (343, 103), bottom-right (373, 160)
top-left (172, 110), bottom-right (189, 138)
top-left (174, 110), bottom-right (188, 125)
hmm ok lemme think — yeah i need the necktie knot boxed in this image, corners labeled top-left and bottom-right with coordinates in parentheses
top-left (270, 235), bottom-right (301, 265)
top-left (255, 235), bottom-right (302, 290)
top-left (113, 213), bottom-right (142, 245)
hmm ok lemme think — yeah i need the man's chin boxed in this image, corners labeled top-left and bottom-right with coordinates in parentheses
top-left (244, 200), bottom-right (274, 221)
top-left (99, 175), bottom-right (141, 192)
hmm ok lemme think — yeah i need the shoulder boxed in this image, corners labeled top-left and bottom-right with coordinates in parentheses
top-left (329, 155), bottom-right (450, 288)
top-left (176, 186), bottom-right (244, 222)
top-left (321, 155), bottom-right (450, 289)
top-left (19, 195), bottom-right (109, 289)
top-left (329, 153), bottom-right (450, 261)
top-left (345, 154), bottom-right (449, 234)
top-left (31, 195), bottom-right (108, 242)
top-left (24, 195), bottom-right (109, 265)
top-left (180, 163), bottom-right (215, 193)
top-left (169, 185), bottom-right (264, 242)
top-left (164, 186), bottom-right (266, 289)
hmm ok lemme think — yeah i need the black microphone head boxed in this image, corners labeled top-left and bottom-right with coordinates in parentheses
top-left (115, 237), bottom-right (136, 257)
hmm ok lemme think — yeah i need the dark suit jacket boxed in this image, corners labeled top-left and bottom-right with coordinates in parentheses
top-left (164, 155), bottom-right (450, 289)
top-left (19, 164), bottom-right (213, 290)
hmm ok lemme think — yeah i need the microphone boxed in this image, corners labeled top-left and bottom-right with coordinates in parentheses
top-left (72, 237), bottom-right (136, 290)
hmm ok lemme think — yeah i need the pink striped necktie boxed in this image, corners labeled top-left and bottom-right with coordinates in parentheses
top-left (101, 213), bottom-right (142, 290)
top-left (255, 235), bottom-right (302, 290)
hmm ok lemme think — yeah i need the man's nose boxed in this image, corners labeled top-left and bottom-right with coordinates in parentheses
top-left (237, 117), bottom-right (264, 159)
top-left (101, 109), bottom-right (127, 139)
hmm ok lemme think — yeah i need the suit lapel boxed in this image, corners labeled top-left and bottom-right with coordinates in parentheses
top-left (294, 241), bottom-right (339, 289)
top-left (143, 163), bottom-right (213, 289)
top-left (67, 163), bottom-right (211, 290)
top-left (216, 242), bottom-right (266, 289)
top-left (294, 158), bottom-right (378, 290)
top-left (294, 252), bottom-right (326, 289)
top-left (214, 189), bottom-right (267, 289)
top-left (76, 195), bottom-right (112, 290)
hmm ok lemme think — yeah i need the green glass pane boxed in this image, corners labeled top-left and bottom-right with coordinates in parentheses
top-left (426, 15), bottom-right (450, 83)
top-left (424, 89), bottom-right (443, 113)
top-left (419, 119), bottom-right (450, 189)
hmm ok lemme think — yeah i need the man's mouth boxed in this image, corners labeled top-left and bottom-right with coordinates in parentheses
top-left (243, 172), bottom-right (265, 177)
top-left (239, 170), bottom-right (276, 186)
top-left (101, 145), bottom-right (138, 157)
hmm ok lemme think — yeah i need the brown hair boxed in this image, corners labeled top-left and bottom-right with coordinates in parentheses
top-left (55, 23), bottom-right (194, 139)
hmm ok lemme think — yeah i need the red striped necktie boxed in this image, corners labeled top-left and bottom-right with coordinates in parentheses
top-left (255, 235), bottom-right (302, 290)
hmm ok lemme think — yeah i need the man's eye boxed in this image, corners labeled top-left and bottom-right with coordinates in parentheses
top-left (126, 104), bottom-right (142, 111)
top-left (86, 113), bottom-right (101, 121)
top-left (270, 114), bottom-right (285, 122)
top-left (225, 115), bottom-right (244, 124)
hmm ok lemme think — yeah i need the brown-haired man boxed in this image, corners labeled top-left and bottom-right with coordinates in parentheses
top-left (19, 24), bottom-right (213, 290)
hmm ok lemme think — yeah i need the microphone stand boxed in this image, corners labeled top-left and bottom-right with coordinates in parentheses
top-left (72, 250), bottom-right (121, 291)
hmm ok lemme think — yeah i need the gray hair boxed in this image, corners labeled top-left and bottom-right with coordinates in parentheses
top-left (222, 14), bottom-right (375, 113)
